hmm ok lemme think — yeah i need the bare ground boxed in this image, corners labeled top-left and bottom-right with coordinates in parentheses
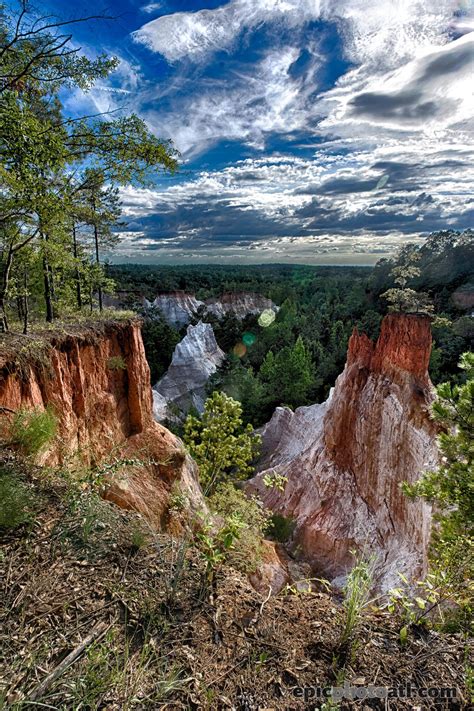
top-left (0, 457), bottom-right (472, 711)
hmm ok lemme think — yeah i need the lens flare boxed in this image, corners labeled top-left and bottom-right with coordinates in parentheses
top-left (233, 342), bottom-right (247, 358)
top-left (242, 332), bottom-right (256, 347)
top-left (375, 174), bottom-right (389, 190)
top-left (258, 309), bottom-right (276, 328)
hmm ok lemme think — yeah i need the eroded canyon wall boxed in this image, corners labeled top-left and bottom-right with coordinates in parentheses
top-left (249, 314), bottom-right (438, 590)
top-left (0, 320), bottom-right (204, 526)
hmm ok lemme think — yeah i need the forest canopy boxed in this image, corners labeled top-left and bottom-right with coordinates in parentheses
top-left (110, 232), bottom-right (473, 425)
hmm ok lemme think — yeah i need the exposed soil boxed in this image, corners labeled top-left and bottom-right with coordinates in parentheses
top-left (0, 458), bottom-right (472, 710)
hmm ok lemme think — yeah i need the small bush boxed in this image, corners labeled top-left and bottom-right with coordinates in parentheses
top-left (207, 482), bottom-right (270, 574)
top-left (10, 406), bottom-right (57, 457)
top-left (267, 513), bottom-right (296, 543)
top-left (107, 355), bottom-right (127, 371)
top-left (0, 469), bottom-right (36, 530)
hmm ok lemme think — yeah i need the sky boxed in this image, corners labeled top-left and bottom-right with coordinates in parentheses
top-left (40, 0), bottom-right (474, 263)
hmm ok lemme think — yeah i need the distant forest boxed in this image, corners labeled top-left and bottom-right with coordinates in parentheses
top-left (110, 231), bottom-right (473, 426)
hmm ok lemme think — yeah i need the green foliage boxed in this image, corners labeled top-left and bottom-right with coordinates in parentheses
top-left (263, 471), bottom-right (288, 492)
top-left (195, 514), bottom-right (246, 583)
top-left (260, 335), bottom-right (314, 410)
top-left (0, 4), bottom-right (178, 331)
top-left (107, 355), bottom-right (127, 371)
top-left (403, 353), bottom-right (473, 626)
top-left (208, 482), bottom-right (270, 574)
top-left (10, 406), bottom-right (57, 457)
top-left (340, 554), bottom-right (376, 647)
top-left (382, 287), bottom-right (434, 314)
top-left (141, 315), bottom-right (181, 383)
top-left (381, 244), bottom-right (433, 314)
top-left (266, 513), bottom-right (297, 543)
top-left (403, 354), bottom-right (473, 555)
top-left (0, 469), bottom-right (37, 529)
top-left (183, 391), bottom-right (261, 495)
top-left (387, 572), bottom-right (440, 638)
top-left (208, 355), bottom-right (265, 425)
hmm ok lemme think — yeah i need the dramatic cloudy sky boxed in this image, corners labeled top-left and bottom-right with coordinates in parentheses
top-left (46, 0), bottom-right (473, 263)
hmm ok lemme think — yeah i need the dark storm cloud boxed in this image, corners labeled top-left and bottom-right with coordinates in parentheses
top-left (350, 91), bottom-right (440, 121)
top-left (296, 178), bottom-right (381, 195)
top-left (295, 194), bottom-right (473, 235)
top-left (121, 198), bottom-right (301, 246)
top-left (348, 37), bottom-right (472, 124)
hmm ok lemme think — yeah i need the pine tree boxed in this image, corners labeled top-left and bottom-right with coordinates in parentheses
top-left (183, 392), bottom-right (261, 496)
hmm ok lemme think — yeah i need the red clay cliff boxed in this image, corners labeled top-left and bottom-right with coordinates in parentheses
top-left (0, 320), bottom-right (204, 527)
top-left (250, 313), bottom-right (437, 590)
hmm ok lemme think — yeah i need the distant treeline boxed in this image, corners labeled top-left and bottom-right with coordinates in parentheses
top-left (111, 231), bottom-right (473, 425)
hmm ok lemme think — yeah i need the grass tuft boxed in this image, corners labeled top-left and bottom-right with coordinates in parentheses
top-left (10, 406), bottom-right (57, 457)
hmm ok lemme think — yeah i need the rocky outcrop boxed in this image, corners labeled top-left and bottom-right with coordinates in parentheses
top-left (145, 291), bottom-right (279, 327)
top-left (0, 320), bottom-right (205, 527)
top-left (145, 292), bottom-right (205, 327)
top-left (205, 292), bottom-right (279, 320)
top-left (153, 321), bottom-right (225, 421)
top-left (249, 314), bottom-right (438, 591)
top-left (452, 284), bottom-right (474, 311)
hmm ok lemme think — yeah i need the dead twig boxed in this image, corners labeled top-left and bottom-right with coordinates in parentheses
top-left (27, 618), bottom-right (113, 701)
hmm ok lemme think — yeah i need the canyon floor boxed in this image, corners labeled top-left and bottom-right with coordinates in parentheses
top-left (0, 455), bottom-right (469, 711)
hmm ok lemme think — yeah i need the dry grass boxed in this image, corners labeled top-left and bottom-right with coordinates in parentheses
top-left (0, 453), bottom-right (470, 710)
top-left (0, 310), bottom-right (138, 375)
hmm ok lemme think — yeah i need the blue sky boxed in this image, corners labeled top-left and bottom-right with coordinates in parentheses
top-left (42, 0), bottom-right (474, 263)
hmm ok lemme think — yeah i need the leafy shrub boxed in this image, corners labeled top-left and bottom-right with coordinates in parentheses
top-left (10, 405), bottom-right (57, 457)
top-left (208, 482), bottom-right (270, 574)
top-left (0, 469), bottom-right (36, 529)
top-left (196, 514), bottom-right (245, 584)
top-left (403, 352), bottom-right (474, 628)
top-left (263, 471), bottom-right (288, 492)
top-left (267, 513), bottom-right (296, 543)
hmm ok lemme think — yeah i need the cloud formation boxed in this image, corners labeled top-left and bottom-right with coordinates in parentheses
top-left (91, 0), bottom-right (474, 262)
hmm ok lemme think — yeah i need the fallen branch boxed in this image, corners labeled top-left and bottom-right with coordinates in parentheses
top-left (27, 618), bottom-right (112, 701)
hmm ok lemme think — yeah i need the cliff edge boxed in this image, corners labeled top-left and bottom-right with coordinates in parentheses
top-left (0, 320), bottom-right (204, 527)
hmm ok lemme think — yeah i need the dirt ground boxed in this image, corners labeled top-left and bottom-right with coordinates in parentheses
top-left (0, 458), bottom-right (472, 710)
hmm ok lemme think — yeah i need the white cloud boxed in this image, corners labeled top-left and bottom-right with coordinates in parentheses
top-left (130, 0), bottom-right (473, 159)
top-left (141, 2), bottom-right (163, 13)
top-left (144, 45), bottom-right (321, 156)
top-left (114, 0), bottom-right (474, 261)
top-left (319, 32), bottom-right (474, 137)
top-left (132, 0), bottom-right (457, 65)
top-left (133, 0), bottom-right (323, 61)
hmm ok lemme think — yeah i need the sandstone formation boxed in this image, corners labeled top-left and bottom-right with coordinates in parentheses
top-left (145, 291), bottom-right (278, 327)
top-left (249, 314), bottom-right (438, 591)
top-left (153, 321), bottom-right (225, 421)
top-left (0, 320), bottom-right (204, 527)
top-left (205, 292), bottom-right (279, 320)
top-left (145, 292), bottom-right (204, 327)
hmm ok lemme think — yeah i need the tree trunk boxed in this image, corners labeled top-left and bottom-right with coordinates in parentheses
top-left (94, 223), bottom-right (103, 312)
top-left (42, 233), bottom-right (55, 323)
top-left (0, 244), bottom-right (13, 332)
top-left (43, 255), bottom-right (53, 322)
top-left (17, 296), bottom-right (24, 322)
top-left (72, 225), bottom-right (82, 309)
top-left (22, 267), bottom-right (28, 335)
